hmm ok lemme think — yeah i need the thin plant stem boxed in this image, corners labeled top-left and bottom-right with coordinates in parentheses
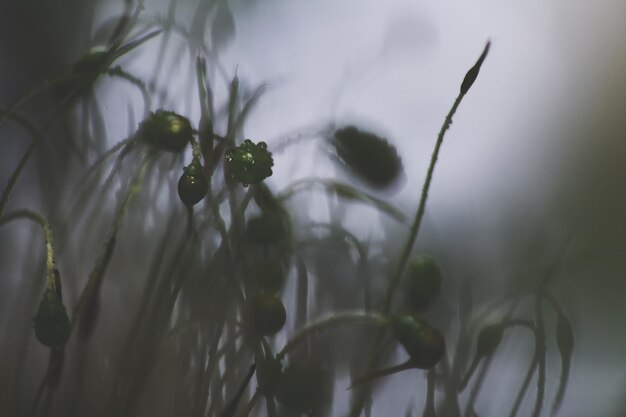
top-left (276, 311), bottom-right (387, 361)
top-left (0, 210), bottom-right (56, 290)
top-left (533, 296), bottom-right (547, 417)
top-left (383, 90), bottom-right (464, 313)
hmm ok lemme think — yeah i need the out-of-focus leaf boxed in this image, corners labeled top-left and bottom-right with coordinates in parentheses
top-left (190, 0), bottom-right (217, 42)
top-left (552, 312), bottom-right (574, 415)
top-left (211, 0), bottom-right (236, 51)
top-left (217, 363), bottom-right (256, 417)
top-left (332, 125), bottom-right (403, 189)
top-left (279, 179), bottom-right (406, 223)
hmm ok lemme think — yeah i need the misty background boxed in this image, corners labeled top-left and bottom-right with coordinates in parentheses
top-left (1, 0), bottom-right (625, 416)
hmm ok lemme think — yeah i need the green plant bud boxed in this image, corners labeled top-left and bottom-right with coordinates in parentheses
top-left (475, 324), bottom-right (504, 357)
top-left (276, 361), bottom-right (332, 414)
top-left (178, 161), bottom-right (208, 207)
top-left (460, 41), bottom-right (490, 96)
top-left (33, 289), bottom-right (71, 349)
top-left (405, 255), bottom-right (442, 313)
top-left (332, 126), bottom-right (403, 188)
top-left (246, 212), bottom-right (289, 245)
top-left (224, 139), bottom-right (274, 185)
top-left (245, 293), bottom-right (286, 336)
top-left (138, 110), bottom-right (193, 153)
top-left (390, 315), bottom-right (445, 369)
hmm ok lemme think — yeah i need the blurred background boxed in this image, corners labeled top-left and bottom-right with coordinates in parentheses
top-left (1, 0), bottom-right (625, 416)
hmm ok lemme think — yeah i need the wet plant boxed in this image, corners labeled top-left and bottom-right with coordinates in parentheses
top-left (0, 2), bottom-right (577, 417)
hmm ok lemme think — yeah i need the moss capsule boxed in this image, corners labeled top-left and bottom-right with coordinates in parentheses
top-left (245, 293), bottom-right (286, 336)
top-left (178, 161), bottom-right (208, 207)
top-left (33, 289), bottom-right (71, 349)
top-left (224, 139), bottom-right (274, 185)
top-left (333, 126), bottom-right (403, 188)
top-left (475, 324), bottom-right (504, 358)
top-left (390, 314), bottom-right (445, 369)
top-left (404, 255), bottom-right (442, 313)
top-left (138, 110), bottom-right (193, 153)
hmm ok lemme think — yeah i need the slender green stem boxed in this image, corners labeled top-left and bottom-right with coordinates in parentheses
top-left (0, 209), bottom-right (55, 290)
top-left (0, 140), bottom-right (38, 220)
top-left (276, 311), bottom-right (387, 361)
top-left (72, 154), bottom-right (153, 328)
top-left (383, 92), bottom-right (464, 314)
top-left (533, 296), bottom-right (547, 417)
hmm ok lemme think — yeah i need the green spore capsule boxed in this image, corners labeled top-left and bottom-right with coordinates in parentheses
top-left (33, 289), bottom-right (71, 349)
top-left (224, 139), bottom-right (274, 185)
top-left (178, 160), bottom-right (208, 207)
top-left (332, 126), bottom-right (403, 189)
top-left (138, 110), bottom-right (193, 153)
top-left (245, 293), bottom-right (286, 336)
top-left (390, 314), bottom-right (445, 369)
top-left (405, 255), bottom-right (442, 313)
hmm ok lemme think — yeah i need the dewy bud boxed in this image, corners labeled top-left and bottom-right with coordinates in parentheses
top-left (460, 41), bottom-right (491, 96)
top-left (178, 160), bottom-right (208, 207)
top-left (224, 139), bottom-right (274, 185)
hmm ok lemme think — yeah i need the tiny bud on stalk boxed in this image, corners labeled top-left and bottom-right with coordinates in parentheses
top-left (460, 41), bottom-right (491, 96)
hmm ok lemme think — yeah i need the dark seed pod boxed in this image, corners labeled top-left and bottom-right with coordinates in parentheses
top-left (475, 324), bottom-right (504, 358)
top-left (390, 315), bottom-right (445, 369)
top-left (245, 293), bottom-right (286, 336)
top-left (178, 161), bottom-right (208, 206)
top-left (405, 255), bottom-right (442, 313)
top-left (33, 289), bottom-right (71, 349)
top-left (224, 139), bottom-right (274, 185)
top-left (138, 110), bottom-right (193, 153)
top-left (332, 126), bottom-right (403, 189)
top-left (276, 361), bottom-right (333, 414)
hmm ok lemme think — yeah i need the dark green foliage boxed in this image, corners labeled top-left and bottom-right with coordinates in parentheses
top-left (255, 255), bottom-right (289, 293)
top-left (553, 312), bottom-right (574, 414)
top-left (404, 255), bottom-right (442, 313)
top-left (257, 356), bottom-right (282, 397)
top-left (332, 126), bottom-right (403, 188)
top-left (33, 289), bottom-right (71, 349)
top-left (390, 315), bottom-right (445, 369)
top-left (178, 160), bottom-right (208, 207)
top-left (138, 110), bottom-right (193, 152)
top-left (245, 293), bottom-right (287, 336)
top-left (246, 212), bottom-right (289, 245)
top-left (276, 360), bottom-right (333, 414)
top-left (224, 139), bottom-right (274, 185)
